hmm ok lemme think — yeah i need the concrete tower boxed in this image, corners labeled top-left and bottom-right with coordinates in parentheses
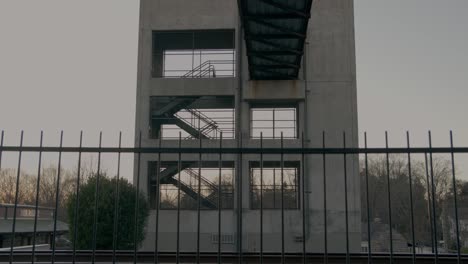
top-left (135, 0), bottom-right (359, 253)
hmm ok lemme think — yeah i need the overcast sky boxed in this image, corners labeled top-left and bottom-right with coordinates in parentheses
top-left (0, 0), bottom-right (467, 177)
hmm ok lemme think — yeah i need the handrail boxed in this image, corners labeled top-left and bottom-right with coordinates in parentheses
top-left (181, 168), bottom-right (225, 207)
top-left (185, 109), bottom-right (219, 130)
top-left (182, 60), bottom-right (234, 78)
top-left (166, 177), bottom-right (217, 209)
top-left (182, 60), bottom-right (210, 77)
top-left (184, 168), bottom-right (219, 192)
top-left (174, 108), bottom-right (222, 140)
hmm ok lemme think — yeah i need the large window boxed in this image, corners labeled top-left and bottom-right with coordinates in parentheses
top-left (249, 161), bottom-right (300, 209)
top-left (163, 49), bottom-right (235, 78)
top-left (150, 96), bottom-right (235, 140)
top-left (148, 161), bottom-right (235, 210)
top-left (153, 30), bottom-right (235, 78)
top-left (250, 106), bottom-right (298, 139)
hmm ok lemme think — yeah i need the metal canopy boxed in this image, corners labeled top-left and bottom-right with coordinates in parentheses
top-left (239, 0), bottom-right (313, 80)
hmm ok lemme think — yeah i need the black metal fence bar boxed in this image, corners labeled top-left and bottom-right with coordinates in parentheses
top-left (154, 131), bottom-right (162, 264)
top-left (52, 131), bottom-right (64, 264)
top-left (218, 132), bottom-right (223, 264)
top-left (424, 153), bottom-right (435, 253)
top-left (260, 132), bottom-right (264, 264)
top-left (31, 131), bottom-right (43, 264)
top-left (301, 132), bottom-right (306, 264)
top-left (133, 132), bottom-right (142, 264)
top-left (407, 132), bottom-right (416, 264)
top-left (449, 131), bottom-right (461, 264)
top-left (428, 132), bottom-right (439, 263)
top-left (364, 132), bottom-right (372, 264)
top-left (0, 131), bottom-right (3, 170)
top-left (91, 132), bottom-right (101, 264)
top-left (112, 132), bottom-right (121, 264)
top-left (238, 132), bottom-right (243, 264)
top-left (72, 132), bottom-right (83, 264)
top-left (197, 130), bottom-right (202, 264)
top-left (9, 131), bottom-right (23, 264)
top-left (176, 133), bottom-right (181, 264)
top-left (343, 132), bottom-right (350, 264)
top-left (322, 131), bottom-right (329, 264)
top-left (385, 132), bottom-right (394, 263)
top-left (281, 133), bottom-right (285, 264)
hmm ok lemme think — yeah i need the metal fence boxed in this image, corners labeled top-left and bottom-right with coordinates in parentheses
top-left (1, 130), bottom-right (468, 263)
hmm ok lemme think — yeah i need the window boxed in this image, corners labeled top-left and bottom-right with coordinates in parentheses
top-left (150, 96), bottom-right (235, 140)
top-left (163, 49), bottom-right (235, 78)
top-left (249, 161), bottom-right (300, 209)
top-left (251, 106), bottom-right (298, 139)
top-left (153, 30), bottom-right (235, 78)
top-left (148, 161), bottom-right (235, 210)
top-left (159, 108), bottom-right (235, 140)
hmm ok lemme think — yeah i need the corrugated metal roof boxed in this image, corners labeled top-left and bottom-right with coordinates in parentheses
top-left (239, 0), bottom-right (313, 80)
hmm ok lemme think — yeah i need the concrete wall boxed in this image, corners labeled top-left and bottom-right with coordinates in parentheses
top-left (135, 0), bottom-right (359, 253)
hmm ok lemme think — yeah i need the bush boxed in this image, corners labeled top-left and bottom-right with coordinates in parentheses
top-left (67, 174), bottom-right (149, 250)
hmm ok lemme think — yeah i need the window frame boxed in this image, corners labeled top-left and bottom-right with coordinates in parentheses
top-left (249, 161), bottom-right (301, 210)
top-left (148, 161), bottom-right (235, 210)
top-left (152, 29), bottom-right (236, 78)
top-left (250, 103), bottom-right (299, 139)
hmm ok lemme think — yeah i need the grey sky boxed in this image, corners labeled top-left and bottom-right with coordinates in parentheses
top-left (355, 0), bottom-right (468, 148)
top-left (0, 1), bottom-right (467, 177)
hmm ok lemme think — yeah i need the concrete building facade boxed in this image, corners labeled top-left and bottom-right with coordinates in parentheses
top-left (135, 0), bottom-right (359, 253)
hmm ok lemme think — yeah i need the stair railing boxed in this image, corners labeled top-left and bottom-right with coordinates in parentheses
top-left (184, 168), bottom-right (220, 192)
top-left (173, 108), bottom-right (222, 139)
top-left (182, 60), bottom-right (234, 78)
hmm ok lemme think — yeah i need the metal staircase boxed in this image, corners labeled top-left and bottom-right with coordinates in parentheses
top-left (185, 168), bottom-right (220, 206)
top-left (158, 165), bottom-right (219, 209)
top-left (151, 97), bottom-right (198, 138)
top-left (164, 177), bottom-right (218, 209)
top-left (176, 108), bottom-right (221, 139)
top-left (152, 97), bottom-right (222, 140)
top-left (152, 98), bottom-right (227, 209)
top-left (152, 97), bottom-right (197, 117)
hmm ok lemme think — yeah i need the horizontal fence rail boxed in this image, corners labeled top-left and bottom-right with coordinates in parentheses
top-left (2, 146), bottom-right (468, 154)
top-left (0, 130), bottom-right (468, 263)
top-left (3, 251), bottom-right (468, 264)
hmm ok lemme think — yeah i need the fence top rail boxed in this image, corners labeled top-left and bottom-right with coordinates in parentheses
top-left (1, 146), bottom-right (468, 154)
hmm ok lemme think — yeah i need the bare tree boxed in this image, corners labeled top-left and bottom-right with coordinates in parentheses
top-left (361, 154), bottom-right (460, 249)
